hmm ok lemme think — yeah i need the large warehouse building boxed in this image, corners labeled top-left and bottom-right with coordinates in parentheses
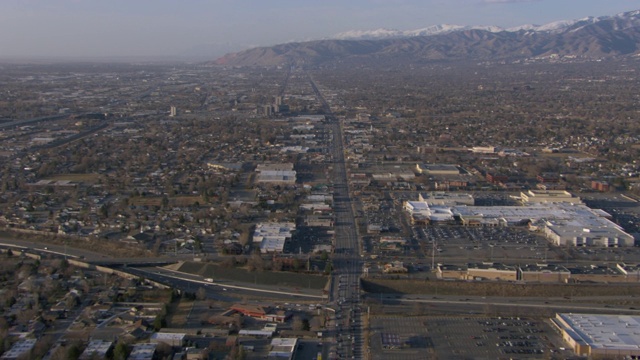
top-left (552, 313), bottom-right (640, 358)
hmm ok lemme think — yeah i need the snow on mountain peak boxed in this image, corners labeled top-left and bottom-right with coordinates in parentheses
top-left (331, 10), bottom-right (640, 41)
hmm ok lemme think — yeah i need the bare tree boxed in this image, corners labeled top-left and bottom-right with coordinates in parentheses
top-left (196, 287), bottom-right (207, 301)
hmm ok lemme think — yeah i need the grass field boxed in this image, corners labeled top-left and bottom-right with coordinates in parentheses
top-left (171, 196), bottom-right (204, 206)
top-left (166, 298), bottom-right (193, 328)
top-left (362, 278), bottom-right (640, 298)
top-left (178, 261), bottom-right (328, 290)
top-left (129, 197), bottom-right (163, 206)
top-left (128, 196), bottom-right (204, 207)
top-left (47, 173), bottom-right (102, 183)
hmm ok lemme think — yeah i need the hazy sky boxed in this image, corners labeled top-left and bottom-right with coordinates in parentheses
top-left (1, 0), bottom-right (639, 59)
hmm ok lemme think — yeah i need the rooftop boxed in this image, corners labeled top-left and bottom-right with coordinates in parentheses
top-left (557, 313), bottom-right (640, 351)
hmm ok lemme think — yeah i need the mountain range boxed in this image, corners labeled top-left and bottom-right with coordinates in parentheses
top-left (213, 10), bottom-right (640, 67)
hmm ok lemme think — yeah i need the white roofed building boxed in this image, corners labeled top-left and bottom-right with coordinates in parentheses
top-left (415, 163), bottom-right (461, 175)
top-left (254, 222), bottom-right (295, 254)
top-left (79, 340), bottom-right (113, 360)
top-left (268, 338), bottom-right (298, 359)
top-left (552, 313), bottom-right (640, 357)
top-left (150, 332), bottom-right (186, 347)
top-left (403, 192), bottom-right (633, 247)
top-left (419, 192), bottom-right (475, 206)
top-left (520, 189), bottom-right (582, 205)
top-left (0, 339), bottom-right (37, 360)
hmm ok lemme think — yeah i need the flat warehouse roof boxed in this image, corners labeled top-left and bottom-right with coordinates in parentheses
top-left (558, 313), bottom-right (640, 350)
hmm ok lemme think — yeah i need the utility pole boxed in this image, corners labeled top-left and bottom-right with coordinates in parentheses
top-left (431, 239), bottom-right (436, 271)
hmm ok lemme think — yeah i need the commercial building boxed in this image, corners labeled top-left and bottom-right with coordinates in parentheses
top-left (438, 262), bottom-right (640, 284)
top-left (256, 163), bottom-right (297, 185)
top-left (253, 222), bottom-right (295, 254)
top-left (231, 304), bottom-right (290, 323)
top-left (520, 189), bottom-right (582, 205)
top-left (404, 191), bottom-right (633, 247)
top-left (128, 343), bottom-right (157, 360)
top-left (592, 180), bottom-right (611, 192)
top-left (537, 173), bottom-right (560, 183)
top-left (552, 313), bottom-right (640, 358)
top-left (150, 333), bottom-right (186, 347)
top-left (404, 201), bottom-right (454, 225)
top-left (436, 264), bottom-right (468, 280)
top-left (540, 204), bottom-right (633, 247)
top-left (268, 338), bottom-right (299, 359)
top-left (256, 170), bottom-right (297, 185)
top-left (256, 163), bottom-right (295, 172)
top-left (454, 203), bottom-right (633, 247)
top-left (415, 163), bottom-right (461, 176)
top-left (471, 146), bottom-right (497, 154)
top-left (518, 264), bottom-right (571, 283)
top-left (438, 263), bottom-right (517, 281)
top-left (0, 339), bottom-right (37, 360)
top-left (485, 172), bottom-right (508, 184)
top-left (379, 237), bottom-right (407, 252)
top-left (467, 262), bottom-right (518, 281)
top-left (79, 340), bottom-right (113, 360)
top-left (419, 192), bottom-right (475, 206)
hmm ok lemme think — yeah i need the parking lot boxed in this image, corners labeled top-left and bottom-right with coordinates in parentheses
top-left (392, 191), bottom-right (640, 265)
top-left (370, 315), bottom-right (571, 360)
top-left (369, 316), bottom-right (434, 360)
top-left (417, 225), bottom-right (550, 262)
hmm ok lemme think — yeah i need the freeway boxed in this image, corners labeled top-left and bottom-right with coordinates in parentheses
top-left (309, 74), bottom-right (365, 359)
top-left (0, 237), bottom-right (331, 304)
top-left (0, 114), bottom-right (68, 130)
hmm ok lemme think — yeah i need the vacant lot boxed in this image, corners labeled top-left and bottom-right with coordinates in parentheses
top-left (48, 173), bottom-right (101, 183)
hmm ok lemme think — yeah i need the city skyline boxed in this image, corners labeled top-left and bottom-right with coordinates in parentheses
top-left (1, 0), bottom-right (639, 60)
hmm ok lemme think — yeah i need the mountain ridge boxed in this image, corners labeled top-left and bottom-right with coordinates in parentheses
top-left (213, 10), bottom-right (640, 67)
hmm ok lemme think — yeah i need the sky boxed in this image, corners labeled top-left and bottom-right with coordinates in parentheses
top-left (1, 0), bottom-right (640, 60)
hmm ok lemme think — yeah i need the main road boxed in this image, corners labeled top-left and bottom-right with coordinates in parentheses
top-left (309, 74), bottom-right (365, 359)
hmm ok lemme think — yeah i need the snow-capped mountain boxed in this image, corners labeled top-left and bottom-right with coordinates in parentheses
top-left (332, 15), bottom-right (609, 40)
top-left (214, 9), bottom-right (640, 67)
top-left (333, 24), bottom-right (468, 40)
